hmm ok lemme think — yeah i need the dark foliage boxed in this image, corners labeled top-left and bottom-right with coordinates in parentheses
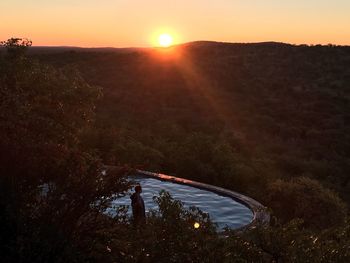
top-left (35, 42), bottom-right (350, 206)
top-left (73, 191), bottom-right (350, 263)
top-left (1, 39), bottom-right (349, 262)
top-left (0, 39), bottom-right (130, 262)
top-left (267, 177), bottom-right (347, 229)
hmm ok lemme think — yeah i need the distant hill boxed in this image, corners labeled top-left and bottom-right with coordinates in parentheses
top-left (0, 45), bottom-right (143, 55)
top-left (1, 40), bottom-right (348, 54)
top-left (32, 41), bottom-right (350, 204)
top-left (27, 46), bottom-right (143, 54)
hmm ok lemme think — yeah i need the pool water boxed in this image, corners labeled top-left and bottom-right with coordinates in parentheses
top-left (108, 176), bottom-right (253, 230)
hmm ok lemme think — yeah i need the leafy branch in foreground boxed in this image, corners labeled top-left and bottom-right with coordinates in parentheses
top-left (77, 191), bottom-right (350, 263)
top-left (0, 38), bottom-right (130, 262)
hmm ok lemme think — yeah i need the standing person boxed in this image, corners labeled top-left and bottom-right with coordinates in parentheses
top-left (130, 185), bottom-right (146, 225)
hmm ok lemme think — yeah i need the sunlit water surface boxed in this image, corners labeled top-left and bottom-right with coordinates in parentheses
top-left (107, 176), bottom-right (253, 230)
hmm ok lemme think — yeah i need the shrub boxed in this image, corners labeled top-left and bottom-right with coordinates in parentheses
top-left (266, 177), bottom-right (347, 229)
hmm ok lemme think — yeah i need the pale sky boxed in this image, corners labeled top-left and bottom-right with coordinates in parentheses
top-left (1, 0), bottom-right (349, 47)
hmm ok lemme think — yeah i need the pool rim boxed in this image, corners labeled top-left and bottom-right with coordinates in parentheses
top-left (135, 169), bottom-right (270, 231)
top-left (104, 165), bottom-right (269, 231)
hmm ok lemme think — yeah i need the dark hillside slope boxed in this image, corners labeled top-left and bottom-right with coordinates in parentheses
top-left (34, 42), bottom-right (350, 204)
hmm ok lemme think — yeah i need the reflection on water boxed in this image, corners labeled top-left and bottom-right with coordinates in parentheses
top-left (107, 176), bottom-right (253, 230)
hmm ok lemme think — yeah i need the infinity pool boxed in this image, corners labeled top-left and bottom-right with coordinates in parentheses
top-left (108, 175), bottom-right (253, 230)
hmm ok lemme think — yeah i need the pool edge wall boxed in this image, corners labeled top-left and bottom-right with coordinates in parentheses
top-left (135, 169), bottom-right (270, 231)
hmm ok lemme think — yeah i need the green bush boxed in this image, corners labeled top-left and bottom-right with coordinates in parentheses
top-left (0, 39), bottom-right (130, 262)
top-left (266, 177), bottom-right (347, 229)
top-left (77, 192), bottom-right (350, 263)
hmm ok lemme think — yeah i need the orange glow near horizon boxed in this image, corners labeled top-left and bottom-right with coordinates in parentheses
top-left (0, 1), bottom-right (349, 47)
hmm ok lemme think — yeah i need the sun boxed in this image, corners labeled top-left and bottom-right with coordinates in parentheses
top-left (158, 33), bottom-right (173, 47)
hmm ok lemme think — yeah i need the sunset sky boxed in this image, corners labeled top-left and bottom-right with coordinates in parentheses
top-left (1, 0), bottom-right (349, 47)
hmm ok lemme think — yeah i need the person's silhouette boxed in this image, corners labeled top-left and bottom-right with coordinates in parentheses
top-left (130, 185), bottom-right (146, 225)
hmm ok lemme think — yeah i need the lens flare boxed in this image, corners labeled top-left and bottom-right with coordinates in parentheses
top-left (194, 222), bottom-right (200, 229)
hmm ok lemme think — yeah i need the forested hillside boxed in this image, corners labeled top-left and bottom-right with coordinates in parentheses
top-left (1, 40), bottom-right (349, 262)
top-left (36, 42), bottom-right (350, 207)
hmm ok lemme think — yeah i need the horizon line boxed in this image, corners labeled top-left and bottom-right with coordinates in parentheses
top-left (24, 40), bottom-right (350, 49)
